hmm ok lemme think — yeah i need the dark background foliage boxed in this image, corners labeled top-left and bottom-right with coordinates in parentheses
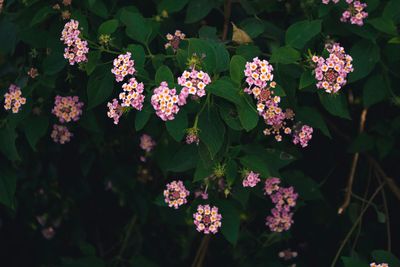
top-left (1, 0), bottom-right (400, 266)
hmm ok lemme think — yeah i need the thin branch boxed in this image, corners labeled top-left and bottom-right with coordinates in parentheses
top-left (191, 235), bottom-right (211, 267)
top-left (221, 0), bottom-right (232, 41)
top-left (338, 109), bottom-right (368, 214)
top-left (330, 181), bottom-right (386, 267)
top-left (377, 172), bottom-right (391, 252)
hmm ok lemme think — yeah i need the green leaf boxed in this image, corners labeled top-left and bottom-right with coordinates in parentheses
top-left (86, 51), bottom-right (102, 75)
top-left (43, 51), bottom-right (66, 75)
top-left (341, 257), bottom-right (368, 267)
top-left (155, 65), bottom-right (174, 86)
top-left (270, 46), bottom-right (301, 64)
top-left (158, 0), bottom-right (189, 13)
top-left (120, 10), bottom-right (152, 44)
top-left (372, 250), bottom-right (400, 267)
top-left (285, 20), bottom-right (322, 49)
top-left (126, 44), bottom-right (146, 70)
top-left (22, 116), bottom-right (49, 151)
top-left (363, 74), bottom-right (388, 107)
top-left (135, 108), bottom-right (152, 131)
top-left (185, 0), bottom-right (214, 23)
top-left (0, 168), bottom-right (17, 208)
top-left (98, 19), bottom-right (119, 35)
top-left (368, 17), bottom-right (397, 35)
top-left (296, 106), bottom-right (331, 138)
top-left (198, 108), bottom-right (225, 158)
top-left (0, 18), bottom-right (17, 54)
top-left (240, 18), bottom-right (265, 38)
top-left (193, 158), bottom-right (213, 182)
top-left (212, 42), bottom-right (230, 73)
top-left (239, 154), bottom-right (271, 177)
top-left (90, 0), bottom-right (108, 18)
top-left (230, 55), bottom-right (247, 85)
top-left (218, 200), bottom-right (240, 245)
top-left (166, 145), bottom-right (198, 172)
top-left (237, 98), bottom-right (259, 131)
top-left (30, 6), bottom-right (55, 26)
top-left (226, 160), bottom-right (238, 186)
top-left (188, 38), bottom-right (217, 73)
top-left (208, 79), bottom-right (243, 105)
top-left (319, 92), bottom-right (351, 119)
top-left (87, 67), bottom-right (114, 109)
top-left (219, 103), bottom-right (243, 131)
top-left (166, 110), bottom-right (188, 142)
top-left (236, 44), bottom-right (261, 60)
top-left (349, 40), bottom-right (380, 82)
top-left (299, 70), bottom-right (315, 89)
top-left (0, 126), bottom-right (20, 161)
top-left (284, 170), bottom-right (323, 201)
top-left (348, 133), bottom-right (375, 153)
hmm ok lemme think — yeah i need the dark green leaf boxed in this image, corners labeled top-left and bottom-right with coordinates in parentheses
top-left (188, 38), bottom-right (217, 73)
top-left (240, 154), bottom-right (270, 177)
top-left (299, 70), bottom-right (315, 90)
top-left (237, 98), bottom-right (259, 131)
top-left (87, 67), bottom-right (114, 109)
top-left (372, 250), bottom-right (400, 267)
top-left (363, 74), bottom-right (388, 107)
top-left (270, 46), bottom-right (301, 64)
top-left (98, 19), bottom-right (119, 35)
top-left (218, 200), bottom-right (240, 245)
top-left (285, 20), bottom-right (322, 49)
top-left (0, 126), bottom-right (20, 161)
top-left (166, 145), bottom-right (198, 172)
top-left (30, 6), bottom-right (55, 26)
top-left (341, 257), bottom-right (368, 267)
top-left (155, 65), bottom-right (174, 86)
top-left (166, 110), bottom-right (188, 141)
top-left (158, 0), bottom-right (189, 13)
top-left (120, 10), bottom-right (152, 44)
top-left (185, 0), bottom-right (214, 23)
top-left (230, 55), bottom-right (247, 85)
top-left (349, 40), bottom-right (380, 82)
top-left (319, 92), bottom-right (351, 119)
top-left (22, 116), bottom-right (49, 151)
top-left (126, 44), bottom-right (146, 70)
top-left (296, 106), bottom-right (331, 138)
top-left (208, 79), bottom-right (243, 105)
top-left (198, 108), bottom-right (225, 158)
top-left (0, 168), bottom-right (17, 208)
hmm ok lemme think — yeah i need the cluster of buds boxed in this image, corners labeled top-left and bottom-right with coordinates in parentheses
top-left (163, 180), bottom-right (190, 209)
top-left (264, 178), bottom-right (298, 232)
top-left (99, 34), bottom-right (112, 46)
top-left (3, 84), bottom-right (27, 113)
top-left (193, 204), bottom-right (222, 234)
top-left (165, 30), bottom-right (185, 52)
top-left (60, 20), bottom-right (89, 65)
top-left (312, 42), bottom-right (353, 94)
top-left (185, 127), bottom-right (200, 145)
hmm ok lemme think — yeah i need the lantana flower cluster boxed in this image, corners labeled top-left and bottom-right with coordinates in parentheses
top-left (244, 57), bottom-right (313, 147)
top-left (3, 84), bottom-right (26, 114)
top-left (51, 95), bottom-right (83, 144)
top-left (165, 30), bottom-right (185, 52)
top-left (292, 124), bottom-right (314, 148)
top-left (193, 204), bottom-right (222, 234)
top-left (107, 52), bottom-right (145, 124)
top-left (177, 68), bottom-right (211, 102)
top-left (242, 171), bottom-right (261, 187)
top-left (312, 43), bottom-right (353, 94)
top-left (163, 180), bottom-right (190, 209)
top-left (264, 178), bottom-right (298, 232)
top-left (60, 19), bottom-right (89, 65)
top-left (151, 82), bottom-right (180, 121)
top-left (322, 0), bottom-right (368, 26)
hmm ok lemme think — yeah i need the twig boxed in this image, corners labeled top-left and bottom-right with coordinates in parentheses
top-left (330, 181), bottom-right (386, 267)
top-left (376, 172), bottom-right (391, 252)
top-left (338, 109), bottom-right (368, 214)
top-left (113, 215), bottom-right (138, 267)
top-left (222, 0), bottom-right (232, 41)
top-left (191, 235), bottom-right (211, 267)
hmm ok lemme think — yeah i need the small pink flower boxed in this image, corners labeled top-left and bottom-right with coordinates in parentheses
top-left (119, 77), bottom-right (145, 110)
top-left (193, 205), bottom-right (222, 234)
top-left (27, 68), bottom-right (39, 79)
top-left (151, 82), bottom-right (181, 121)
top-left (163, 180), bottom-right (190, 209)
top-left (243, 171), bottom-right (261, 187)
top-left (3, 84), bottom-right (26, 113)
top-left (292, 124), bottom-right (313, 148)
top-left (341, 0), bottom-right (368, 26)
top-left (107, 99), bottom-right (123, 124)
top-left (370, 263), bottom-right (389, 267)
top-left (264, 177), bottom-right (281, 195)
top-left (42, 227), bottom-right (55, 240)
top-left (177, 68), bottom-right (211, 102)
top-left (279, 249), bottom-right (298, 260)
top-left (266, 208), bottom-right (294, 232)
top-left (51, 124), bottom-right (73, 144)
top-left (111, 52), bottom-right (135, 82)
top-left (165, 30), bottom-right (185, 52)
top-left (243, 57), bottom-right (275, 98)
top-left (194, 190), bottom-right (209, 200)
top-left (140, 134), bottom-right (156, 152)
top-left (52, 95), bottom-right (84, 123)
top-left (61, 20), bottom-right (89, 65)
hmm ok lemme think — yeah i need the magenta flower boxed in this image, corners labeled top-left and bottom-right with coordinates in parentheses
top-left (119, 77), bottom-right (145, 110)
top-left (140, 134), bottom-right (156, 152)
top-left (292, 124), bottom-right (313, 148)
top-left (107, 98), bottom-right (123, 125)
top-left (321, 0), bottom-right (339, 3)
top-left (163, 180), bottom-right (190, 209)
top-left (51, 124), bottom-right (73, 144)
top-left (52, 95), bottom-right (84, 123)
top-left (151, 82), bottom-right (181, 121)
top-left (3, 84), bottom-right (26, 113)
top-left (165, 30), bottom-right (185, 52)
top-left (177, 68), bottom-right (211, 103)
top-left (111, 52), bottom-right (136, 82)
top-left (193, 205), bottom-right (222, 234)
top-left (243, 57), bottom-right (275, 98)
top-left (370, 263), bottom-right (389, 267)
top-left (341, 0), bottom-right (368, 26)
top-left (60, 20), bottom-right (89, 65)
top-left (243, 171), bottom-right (261, 187)
top-left (266, 208), bottom-right (294, 232)
top-left (264, 177), bottom-right (281, 195)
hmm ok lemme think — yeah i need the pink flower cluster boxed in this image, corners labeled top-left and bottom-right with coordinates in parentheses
top-left (264, 178), bottom-right (298, 232)
top-left (185, 132), bottom-right (200, 145)
top-left (341, 0), bottom-right (368, 26)
top-left (322, 0), bottom-right (368, 26)
top-left (177, 68), bottom-right (211, 102)
top-left (243, 171), bottom-right (261, 187)
top-left (163, 180), bottom-right (190, 209)
top-left (370, 263), bottom-right (389, 267)
top-left (52, 95), bottom-right (84, 123)
top-left (140, 134), bottom-right (156, 152)
top-left (279, 249), bottom-right (298, 261)
top-left (51, 124), bottom-right (73, 144)
top-left (3, 84), bottom-right (26, 113)
top-left (151, 82), bottom-right (181, 121)
top-left (244, 57), bottom-right (274, 92)
top-left (165, 30), bottom-right (185, 52)
top-left (111, 52), bottom-right (136, 82)
top-left (119, 78), bottom-right (145, 110)
top-left (292, 125), bottom-right (313, 148)
top-left (193, 205), bottom-right (222, 234)
top-left (60, 20), bottom-right (89, 65)
top-left (313, 43), bottom-right (353, 94)
top-left (107, 99), bottom-right (123, 125)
